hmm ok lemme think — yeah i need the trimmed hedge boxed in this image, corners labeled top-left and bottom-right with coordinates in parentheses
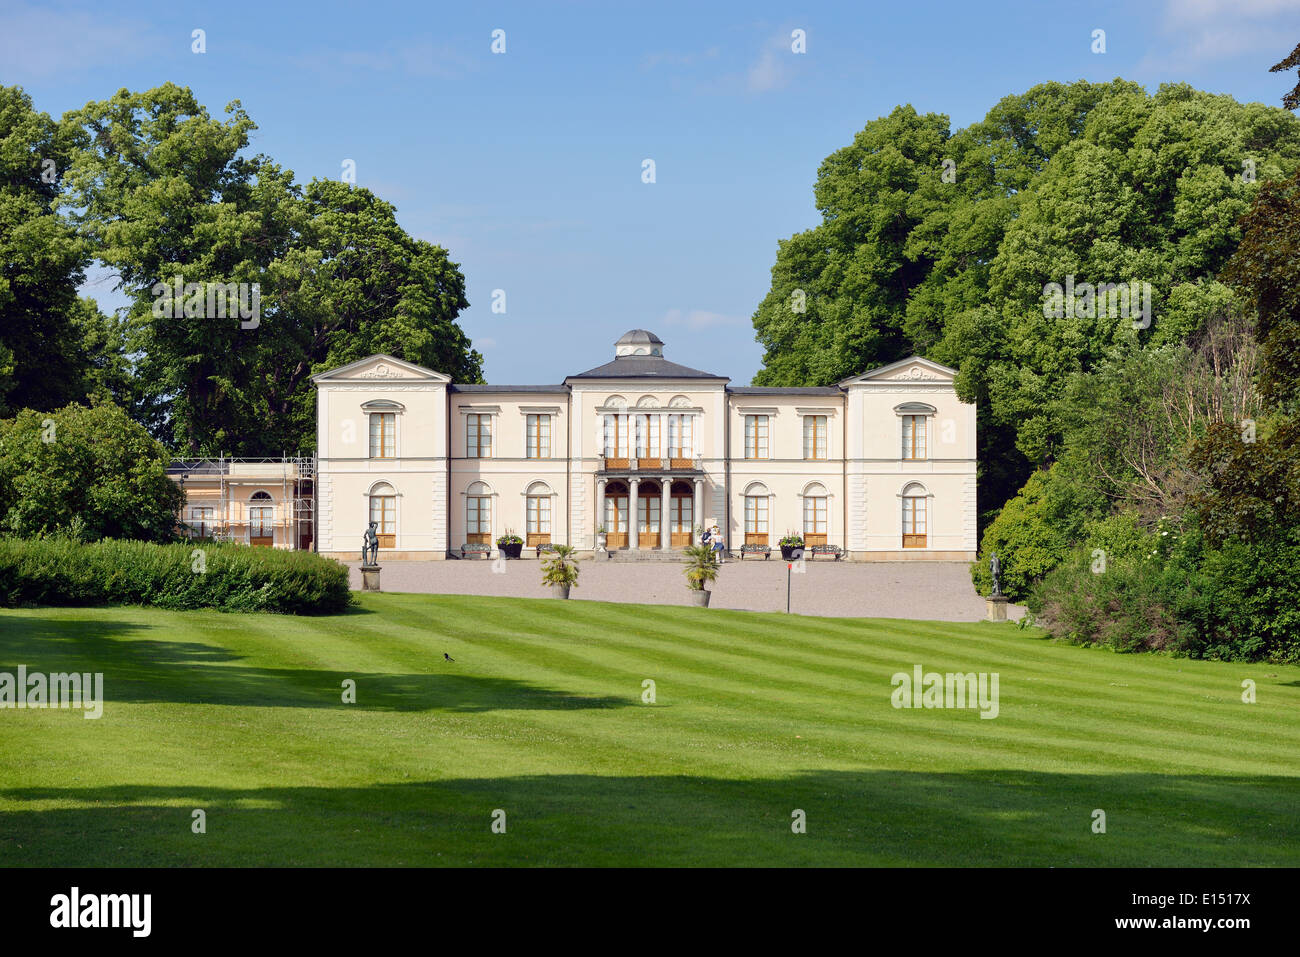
top-left (0, 538), bottom-right (353, 615)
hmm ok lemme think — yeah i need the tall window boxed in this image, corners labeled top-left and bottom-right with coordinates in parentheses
top-left (467, 413), bottom-right (492, 458)
top-left (249, 491), bottom-right (274, 545)
top-left (902, 483), bottom-right (927, 548)
top-left (466, 485), bottom-right (492, 543)
top-left (526, 493), bottom-right (551, 541)
top-left (526, 414), bottom-right (551, 459)
top-left (369, 412), bottom-right (395, 458)
top-left (803, 495), bottom-right (827, 539)
top-left (902, 414), bottom-right (927, 460)
top-left (637, 414), bottom-right (661, 458)
top-left (668, 414), bottom-right (693, 459)
top-left (369, 483), bottom-right (396, 546)
top-left (603, 414), bottom-right (629, 458)
top-left (744, 415), bottom-right (769, 459)
top-left (744, 494), bottom-right (769, 543)
top-left (803, 415), bottom-right (827, 460)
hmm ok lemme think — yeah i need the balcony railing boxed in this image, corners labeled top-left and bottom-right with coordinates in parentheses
top-left (600, 456), bottom-right (701, 471)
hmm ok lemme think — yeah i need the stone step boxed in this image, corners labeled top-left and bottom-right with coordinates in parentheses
top-left (601, 548), bottom-right (690, 562)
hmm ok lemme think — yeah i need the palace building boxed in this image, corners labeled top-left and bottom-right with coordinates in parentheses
top-left (303, 329), bottom-right (977, 561)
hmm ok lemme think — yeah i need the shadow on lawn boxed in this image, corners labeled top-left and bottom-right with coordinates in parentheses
top-left (0, 615), bottom-right (627, 713)
top-left (1, 769), bottom-right (1298, 867)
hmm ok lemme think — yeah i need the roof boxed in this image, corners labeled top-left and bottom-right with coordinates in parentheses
top-left (616, 329), bottom-right (664, 346)
top-left (566, 355), bottom-right (727, 381)
top-left (449, 384), bottom-right (568, 393)
top-left (728, 386), bottom-right (842, 395)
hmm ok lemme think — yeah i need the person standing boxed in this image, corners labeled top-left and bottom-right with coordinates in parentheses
top-left (711, 524), bottom-right (726, 564)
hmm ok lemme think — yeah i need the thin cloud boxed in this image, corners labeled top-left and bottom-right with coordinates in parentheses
top-left (661, 308), bottom-right (746, 329)
top-left (1138, 0), bottom-right (1300, 72)
top-left (0, 3), bottom-right (161, 78)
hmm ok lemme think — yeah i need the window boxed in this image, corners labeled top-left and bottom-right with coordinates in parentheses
top-left (249, 491), bottom-right (274, 546)
top-left (744, 415), bottom-right (769, 459)
top-left (526, 493), bottom-right (551, 544)
top-left (466, 485), bottom-right (492, 544)
top-left (369, 483), bottom-right (396, 546)
top-left (803, 415), bottom-right (827, 460)
top-left (467, 413), bottom-right (492, 458)
top-left (902, 483), bottom-right (927, 548)
top-left (804, 495), bottom-right (827, 538)
top-left (902, 414), bottom-right (927, 460)
top-left (636, 414), bottom-right (661, 459)
top-left (668, 414), bottom-right (693, 460)
top-left (744, 494), bottom-right (769, 544)
top-left (190, 506), bottom-right (213, 539)
top-left (369, 412), bottom-right (395, 458)
top-left (526, 414), bottom-right (551, 459)
top-left (603, 414), bottom-right (629, 458)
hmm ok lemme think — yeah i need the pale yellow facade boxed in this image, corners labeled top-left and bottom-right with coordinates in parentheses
top-left (308, 331), bottom-right (977, 561)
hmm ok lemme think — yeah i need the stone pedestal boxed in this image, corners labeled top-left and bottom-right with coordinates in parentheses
top-left (985, 595), bottom-right (1009, 621)
top-left (361, 565), bottom-right (382, 592)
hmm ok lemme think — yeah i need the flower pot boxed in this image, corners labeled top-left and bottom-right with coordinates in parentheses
top-left (500, 542), bottom-right (523, 559)
top-left (596, 533), bottom-right (607, 552)
top-left (689, 589), bottom-right (711, 607)
top-left (780, 545), bottom-right (801, 561)
top-left (554, 585), bottom-right (571, 600)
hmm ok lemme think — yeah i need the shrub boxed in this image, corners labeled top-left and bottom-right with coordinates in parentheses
top-left (0, 537), bottom-right (352, 615)
top-left (0, 402), bottom-right (184, 542)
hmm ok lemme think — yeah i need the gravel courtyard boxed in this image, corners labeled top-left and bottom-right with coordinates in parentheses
top-left (347, 558), bottom-right (1025, 622)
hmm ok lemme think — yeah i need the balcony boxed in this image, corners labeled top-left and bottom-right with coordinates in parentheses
top-left (599, 455), bottom-right (701, 473)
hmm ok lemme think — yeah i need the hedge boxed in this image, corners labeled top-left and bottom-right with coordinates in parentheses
top-left (0, 538), bottom-right (353, 615)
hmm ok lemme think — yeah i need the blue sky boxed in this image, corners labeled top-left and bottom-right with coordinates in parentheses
top-left (5, 0), bottom-right (1300, 384)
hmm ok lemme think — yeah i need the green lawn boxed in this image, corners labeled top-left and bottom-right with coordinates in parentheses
top-left (1, 593), bottom-right (1298, 866)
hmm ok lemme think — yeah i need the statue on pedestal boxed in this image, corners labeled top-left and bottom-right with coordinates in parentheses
top-left (990, 552), bottom-right (1002, 597)
top-left (362, 521), bottom-right (379, 567)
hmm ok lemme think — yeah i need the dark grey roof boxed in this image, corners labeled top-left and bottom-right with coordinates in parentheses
top-left (616, 329), bottom-right (664, 345)
top-left (566, 355), bottom-right (727, 381)
top-left (450, 384), bottom-right (568, 393)
top-left (729, 386), bottom-right (842, 395)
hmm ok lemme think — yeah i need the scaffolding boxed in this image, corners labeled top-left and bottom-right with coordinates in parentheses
top-left (167, 454), bottom-right (316, 550)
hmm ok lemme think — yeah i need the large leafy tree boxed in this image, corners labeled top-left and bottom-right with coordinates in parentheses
top-left (60, 84), bottom-right (480, 455)
top-left (751, 80), bottom-right (1300, 524)
top-left (0, 86), bottom-right (112, 415)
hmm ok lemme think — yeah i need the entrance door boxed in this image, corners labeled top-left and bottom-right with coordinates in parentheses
top-left (902, 489), bottom-right (927, 548)
top-left (250, 507), bottom-right (274, 547)
top-left (605, 490), bottom-right (629, 548)
top-left (637, 487), bottom-right (661, 547)
top-left (370, 493), bottom-right (396, 548)
top-left (670, 483), bottom-right (693, 546)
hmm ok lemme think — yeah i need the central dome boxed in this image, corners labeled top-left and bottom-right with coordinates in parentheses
top-left (615, 329), bottom-right (664, 357)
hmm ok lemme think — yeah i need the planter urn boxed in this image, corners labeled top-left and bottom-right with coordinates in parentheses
top-left (689, 589), bottom-right (711, 607)
top-left (500, 541), bottom-right (523, 559)
top-left (554, 585), bottom-right (571, 600)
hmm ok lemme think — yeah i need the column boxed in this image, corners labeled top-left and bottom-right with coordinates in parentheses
top-left (595, 478), bottom-right (607, 548)
top-left (628, 477), bottom-right (640, 549)
top-left (693, 478), bottom-right (703, 544)
top-left (660, 477), bottom-right (671, 550)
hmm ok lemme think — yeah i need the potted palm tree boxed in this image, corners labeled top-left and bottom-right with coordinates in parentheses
top-left (683, 543), bottom-right (719, 607)
top-left (497, 530), bottom-right (524, 559)
top-left (541, 544), bottom-right (580, 598)
top-left (779, 533), bottom-right (804, 562)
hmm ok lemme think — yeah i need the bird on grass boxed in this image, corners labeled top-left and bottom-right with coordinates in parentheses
top-left (444, 653), bottom-right (455, 662)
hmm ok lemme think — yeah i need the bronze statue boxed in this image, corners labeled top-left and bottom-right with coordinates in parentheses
top-left (362, 521), bottom-right (379, 566)
top-left (990, 552), bottom-right (1002, 597)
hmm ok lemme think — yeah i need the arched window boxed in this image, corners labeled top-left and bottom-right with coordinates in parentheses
top-left (525, 482), bottom-right (552, 546)
top-left (466, 481), bottom-right (492, 545)
top-left (802, 482), bottom-right (828, 545)
top-left (744, 482), bottom-right (770, 546)
top-left (249, 490), bottom-right (274, 546)
top-left (368, 482), bottom-right (396, 547)
top-left (902, 482), bottom-right (928, 548)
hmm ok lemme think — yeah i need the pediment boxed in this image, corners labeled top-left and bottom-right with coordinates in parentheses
top-left (839, 356), bottom-right (956, 386)
top-left (312, 354), bottom-right (450, 384)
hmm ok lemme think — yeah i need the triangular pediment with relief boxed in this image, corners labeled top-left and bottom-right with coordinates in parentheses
top-left (312, 354), bottom-right (450, 384)
top-left (839, 356), bottom-right (956, 386)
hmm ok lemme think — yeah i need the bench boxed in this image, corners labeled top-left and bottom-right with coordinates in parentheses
top-left (460, 543), bottom-right (492, 559)
top-left (535, 542), bottom-right (558, 559)
top-left (739, 544), bottom-right (771, 560)
top-left (809, 545), bottom-right (843, 560)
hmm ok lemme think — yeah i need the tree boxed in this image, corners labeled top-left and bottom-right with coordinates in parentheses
top-left (0, 401), bottom-right (184, 542)
top-left (60, 84), bottom-right (481, 455)
top-left (0, 86), bottom-right (99, 415)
